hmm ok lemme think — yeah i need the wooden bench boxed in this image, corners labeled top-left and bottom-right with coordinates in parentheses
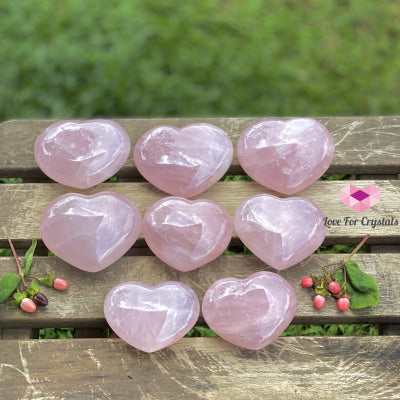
top-left (1, 117), bottom-right (399, 399)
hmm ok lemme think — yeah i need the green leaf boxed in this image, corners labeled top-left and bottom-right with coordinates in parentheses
top-left (30, 281), bottom-right (40, 293)
top-left (9, 299), bottom-right (20, 307)
top-left (10, 291), bottom-right (26, 307)
top-left (314, 287), bottom-right (330, 296)
top-left (39, 271), bottom-right (55, 287)
top-left (13, 292), bottom-right (26, 302)
top-left (336, 262), bottom-right (379, 308)
top-left (0, 273), bottom-right (21, 303)
top-left (23, 238), bottom-right (37, 275)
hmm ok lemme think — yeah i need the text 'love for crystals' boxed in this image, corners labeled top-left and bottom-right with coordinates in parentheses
top-left (324, 216), bottom-right (399, 229)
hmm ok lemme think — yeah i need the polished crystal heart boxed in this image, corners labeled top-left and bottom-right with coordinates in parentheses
top-left (40, 192), bottom-right (141, 272)
top-left (104, 281), bottom-right (200, 352)
top-left (235, 194), bottom-right (326, 270)
top-left (237, 118), bottom-right (335, 195)
top-left (34, 119), bottom-right (131, 189)
top-left (202, 271), bottom-right (297, 350)
top-left (134, 123), bottom-right (233, 197)
top-left (143, 197), bottom-right (232, 271)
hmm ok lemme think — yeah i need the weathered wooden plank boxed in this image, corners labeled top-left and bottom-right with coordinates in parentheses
top-left (370, 244), bottom-right (400, 336)
top-left (0, 336), bottom-right (398, 400)
top-left (0, 254), bottom-right (397, 328)
top-left (1, 180), bottom-right (400, 247)
top-left (1, 329), bottom-right (36, 340)
top-left (1, 116), bottom-right (400, 178)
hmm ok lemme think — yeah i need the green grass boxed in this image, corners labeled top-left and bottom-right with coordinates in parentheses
top-left (1, 0), bottom-right (400, 121)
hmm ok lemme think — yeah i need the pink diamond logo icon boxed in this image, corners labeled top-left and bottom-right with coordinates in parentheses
top-left (340, 184), bottom-right (380, 213)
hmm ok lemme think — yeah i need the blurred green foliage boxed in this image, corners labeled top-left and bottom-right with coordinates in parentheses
top-left (39, 328), bottom-right (74, 339)
top-left (1, 0), bottom-right (399, 121)
top-left (281, 323), bottom-right (379, 336)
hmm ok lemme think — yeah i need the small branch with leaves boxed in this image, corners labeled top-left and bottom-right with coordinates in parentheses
top-left (0, 232), bottom-right (68, 313)
top-left (302, 234), bottom-right (379, 311)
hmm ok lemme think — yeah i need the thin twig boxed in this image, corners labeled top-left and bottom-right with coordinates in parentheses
top-left (5, 232), bottom-right (28, 288)
top-left (343, 264), bottom-right (347, 290)
top-left (324, 234), bottom-right (370, 276)
top-left (343, 234), bottom-right (370, 264)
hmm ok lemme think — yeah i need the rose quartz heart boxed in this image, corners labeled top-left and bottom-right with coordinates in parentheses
top-left (104, 281), bottom-right (200, 352)
top-left (202, 271), bottom-right (297, 350)
top-left (237, 118), bottom-right (335, 195)
top-left (134, 123), bottom-right (233, 197)
top-left (235, 194), bottom-right (326, 270)
top-left (142, 197), bottom-right (232, 272)
top-left (34, 120), bottom-right (131, 189)
top-left (40, 192), bottom-right (141, 272)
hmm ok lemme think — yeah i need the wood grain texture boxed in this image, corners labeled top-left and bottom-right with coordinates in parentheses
top-left (1, 180), bottom-right (400, 247)
top-left (0, 253), bottom-right (397, 328)
top-left (1, 329), bottom-right (36, 340)
top-left (0, 336), bottom-right (399, 400)
top-left (1, 116), bottom-right (400, 178)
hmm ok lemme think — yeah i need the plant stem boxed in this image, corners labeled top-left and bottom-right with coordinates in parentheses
top-left (342, 234), bottom-right (370, 264)
top-left (5, 233), bottom-right (28, 288)
top-left (329, 234), bottom-right (370, 275)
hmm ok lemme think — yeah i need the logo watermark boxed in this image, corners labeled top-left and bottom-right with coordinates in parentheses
top-left (340, 184), bottom-right (380, 212)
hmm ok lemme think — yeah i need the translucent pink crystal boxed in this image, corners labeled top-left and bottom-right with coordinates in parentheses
top-left (235, 194), bottom-right (326, 270)
top-left (40, 192), bottom-right (141, 272)
top-left (34, 120), bottom-right (131, 189)
top-left (237, 118), bottom-right (335, 195)
top-left (142, 197), bottom-right (232, 272)
top-left (202, 271), bottom-right (297, 350)
top-left (104, 281), bottom-right (200, 352)
top-left (134, 123), bottom-right (233, 197)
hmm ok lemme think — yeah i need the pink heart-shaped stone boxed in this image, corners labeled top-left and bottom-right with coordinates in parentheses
top-left (237, 118), bottom-right (335, 195)
top-left (143, 197), bottom-right (232, 272)
top-left (235, 194), bottom-right (326, 270)
top-left (202, 271), bottom-right (297, 350)
top-left (34, 120), bottom-right (131, 189)
top-left (40, 192), bottom-right (142, 272)
top-left (134, 123), bottom-right (233, 197)
top-left (104, 281), bottom-right (200, 352)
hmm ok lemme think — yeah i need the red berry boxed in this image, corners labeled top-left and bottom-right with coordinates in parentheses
top-left (53, 278), bottom-right (68, 291)
top-left (328, 281), bottom-right (341, 294)
top-left (314, 295), bottom-right (326, 309)
top-left (20, 298), bottom-right (37, 313)
top-left (33, 293), bottom-right (48, 307)
top-left (301, 277), bottom-right (313, 288)
top-left (337, 297), bottom-right (350, 312)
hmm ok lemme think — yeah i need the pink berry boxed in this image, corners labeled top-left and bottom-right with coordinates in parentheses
top-left (301, 277), bottom-right (313, 288)
top-left (53, 278), bottom-right (68, 291)
top-left (337, 297), bottom-right (350, 312)
top-left (20, 298), bottom-right (37, 313)
top-left (328, 281), bottom-right (341, 294)
top-left (314, 295), bottom-right (325, 309)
